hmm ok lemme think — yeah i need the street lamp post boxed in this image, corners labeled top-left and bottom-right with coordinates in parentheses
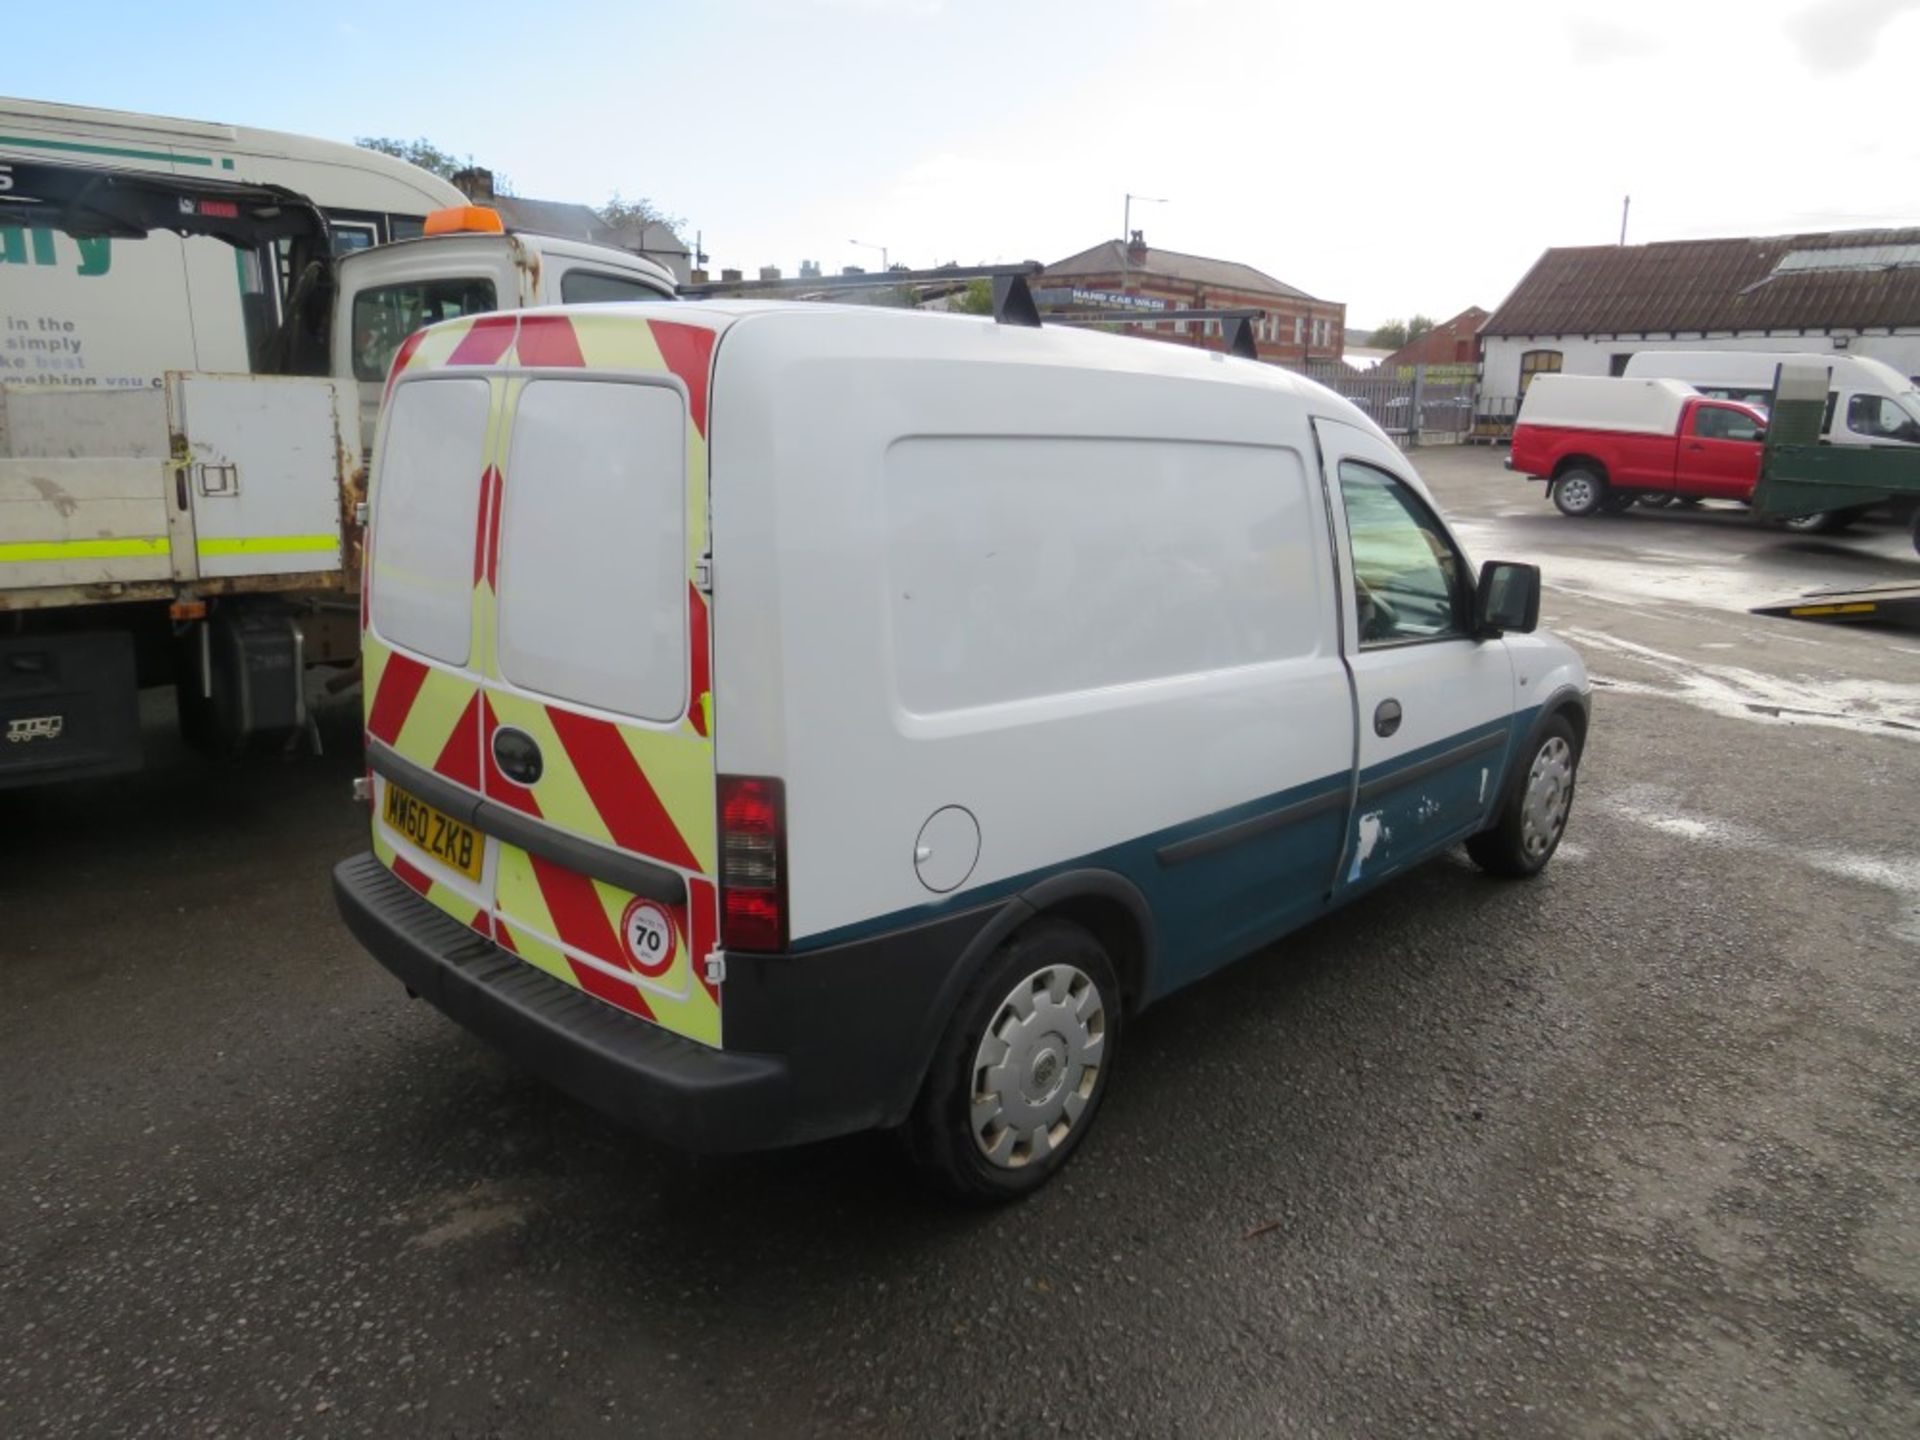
top-left (849, 239), bottom-right (889, 272)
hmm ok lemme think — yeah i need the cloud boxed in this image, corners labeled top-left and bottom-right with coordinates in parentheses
top-left (1565, 16), bottom-right (1662, 64)
top-left (1786, 0), bottom-right (1920, 72)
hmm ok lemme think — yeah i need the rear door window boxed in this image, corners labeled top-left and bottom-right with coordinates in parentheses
top-left (494, 380), bottom-right (688, 722)
top-left (370, 378), bottom-right (492, 666)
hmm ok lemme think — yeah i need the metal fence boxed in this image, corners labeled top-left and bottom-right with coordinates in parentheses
top-left (1287, 363), bottom-right (1480, 449)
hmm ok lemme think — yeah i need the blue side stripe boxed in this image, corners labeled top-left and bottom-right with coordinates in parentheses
top-left (792, 706), bottom-right (1541, 1000)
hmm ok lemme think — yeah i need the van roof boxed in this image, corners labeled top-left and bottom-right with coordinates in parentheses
top-left (394, 298), bottom-right (1381, 433)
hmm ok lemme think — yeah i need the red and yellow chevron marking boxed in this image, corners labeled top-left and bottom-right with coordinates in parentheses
top-left (368, 308), bottom-right (729, 1049)
top-left (491, 862), bottom-right (721, 1046)
top-left (363, 637), bottom-right (484, 790)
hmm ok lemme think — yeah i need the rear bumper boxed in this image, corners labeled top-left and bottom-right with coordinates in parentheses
top-left (332, 853), bottom-right (996, 1153)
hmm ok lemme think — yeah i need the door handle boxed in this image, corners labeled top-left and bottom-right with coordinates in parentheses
top-left (1686, 442), bottom-right (1705, 450)
top-left (1374, 699), bottom-right (1402, 737)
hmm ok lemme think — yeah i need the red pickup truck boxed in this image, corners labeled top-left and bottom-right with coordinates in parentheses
top-left (1510, 375), bottom-right (1770, 517)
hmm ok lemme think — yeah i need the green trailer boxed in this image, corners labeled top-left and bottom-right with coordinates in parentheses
top-left (1754, 359), bottom-right (1920, 555)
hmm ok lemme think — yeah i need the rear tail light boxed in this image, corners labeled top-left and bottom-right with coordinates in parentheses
top-left (719, 775), bottom-right (787, 952)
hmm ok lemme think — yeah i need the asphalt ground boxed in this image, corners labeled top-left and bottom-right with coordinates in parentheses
top-left (3, 446), bottom-right (1916, 1438)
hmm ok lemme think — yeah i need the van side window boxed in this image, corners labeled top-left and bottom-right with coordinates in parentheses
top-left (1692, 406), bottom-right (1763, 442)
top-left (560, 270), bottom-right (672, 305)
top-left (352, 277), bottom-right (498, 382)
top-left (1846, 393), bottom-right (1920, 442)
top-left (1337, 461), bottom-right (1466, 647)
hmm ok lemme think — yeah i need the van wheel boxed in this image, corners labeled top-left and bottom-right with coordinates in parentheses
top-left (1780, 509), bottom-right (1849, 535)
top-left (1467, 716), bottom-right (1580, 878)
top-left (902, 919), bottom-right (1121, 1203)
top-left (1551, 469), bottom-right (1606, 517)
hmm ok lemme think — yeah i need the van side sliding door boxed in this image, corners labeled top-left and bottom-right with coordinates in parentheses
top-left (1313, 419), bottom-right (1516, 890)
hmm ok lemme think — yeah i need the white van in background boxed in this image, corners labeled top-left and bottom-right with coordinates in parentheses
top-left (0, 95), bottom-right (465, 391)
top-left (1622, 350), bottom-right (1920, 447)
top-left (333, 299), bottom-right (1592, 1200)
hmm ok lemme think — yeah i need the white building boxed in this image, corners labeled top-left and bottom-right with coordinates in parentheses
top-left (1479, 229), bottom-right (1920, 410)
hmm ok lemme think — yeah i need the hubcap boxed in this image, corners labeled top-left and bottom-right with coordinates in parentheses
top-left (970, 963), bottom-right (1106, 1170)
top-left (1520, 736), bottom-right (1575, 858)
top-left (1559, 475), bottom-right (1594, 511)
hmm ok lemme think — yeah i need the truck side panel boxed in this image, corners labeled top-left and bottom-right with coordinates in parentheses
top-left (0, 457), bottom-right (171, 590)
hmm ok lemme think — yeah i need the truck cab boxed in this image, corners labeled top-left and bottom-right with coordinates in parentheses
top-left (336, 217), bottom-right (677, 447)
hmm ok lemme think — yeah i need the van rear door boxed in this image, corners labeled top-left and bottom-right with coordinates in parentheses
top-left (475, 369), bottom-right (722, 1049)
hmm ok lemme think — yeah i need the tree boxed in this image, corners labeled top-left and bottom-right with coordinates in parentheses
top-left (356, 136), bottom-right (513, 194)
top-left (597, 192), bottom-right (686, 237)
top-left (1370, 319), bottom-right (1409, 350)
top-left (950, 278), bottom-right (995, 315)
top-left (1368, 314), bottom-right (1437, 350)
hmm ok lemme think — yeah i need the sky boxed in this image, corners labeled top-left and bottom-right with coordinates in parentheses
top-left (11, 0), bottom-right (1920, 328)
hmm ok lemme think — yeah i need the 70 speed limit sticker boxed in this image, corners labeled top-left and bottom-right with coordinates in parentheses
top-left (620, 899), bottom-right (678, 977)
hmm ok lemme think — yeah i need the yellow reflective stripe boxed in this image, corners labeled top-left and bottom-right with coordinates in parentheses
top-left (1789, 602), bottom-right (1877, 617)
top-left (196, 534), bottom-right (337, 556)
top-left (0, 536), bottom-right (171, 562)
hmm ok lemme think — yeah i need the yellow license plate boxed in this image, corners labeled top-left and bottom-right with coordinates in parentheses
top-left (383, 781), bottom-right (483, 882)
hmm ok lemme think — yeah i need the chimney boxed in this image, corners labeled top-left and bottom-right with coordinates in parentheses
top-left (720, 268), bottom-right (743, 283)
top-left (1127, 229), bottom-right (1147, 266)
top-left (759, 265), bottom-right (782, 282)
top-left (451, 167), bottom-right (494, 203)
top-left (800, 259), bottom-right (822, 279)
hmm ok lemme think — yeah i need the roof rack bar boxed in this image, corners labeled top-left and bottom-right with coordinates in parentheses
top-left (1046, 307), bottom-right (1266, 359)
top-left (992, 273), bottom-right (1041, 327)
top-left (680, 261), bottom-right (1041, 298)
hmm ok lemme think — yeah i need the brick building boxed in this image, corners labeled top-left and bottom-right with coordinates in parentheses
top-left (1377, 306), bottom-right (1488, 372)
top-left (1037, 232), bottom-right (1345, 365)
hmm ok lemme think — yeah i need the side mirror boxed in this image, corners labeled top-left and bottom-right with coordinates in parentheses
top-left (1475, 560), bottom-right (1541, 636)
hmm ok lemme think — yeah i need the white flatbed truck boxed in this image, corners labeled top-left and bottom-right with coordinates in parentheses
top-left (0, 159), bottom-right (674, 786)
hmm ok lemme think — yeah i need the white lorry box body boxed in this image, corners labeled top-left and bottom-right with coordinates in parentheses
top-left (333, 301), bottom-right (1592, 1194)
top-left (1515, 374), bottom-right (1696, 436)
top-left (1622, 349), bottom-right (1920, 446)
top-left (0, 96), bottom-right (464, 392)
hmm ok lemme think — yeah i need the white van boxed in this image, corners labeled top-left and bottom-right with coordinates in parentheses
top-left (1622, 350), bottom-right (1920, 447)
top-left (331, 300), bottom-right (1591, 1199)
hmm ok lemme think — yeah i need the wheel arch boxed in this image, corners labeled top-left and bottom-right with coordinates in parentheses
top-left (883, 868), bottom-right (1158, 1127)
top-left (1481, 684), bottom-right (1590, 832)
top-left (1552, 453), bottom-right (1608, 484)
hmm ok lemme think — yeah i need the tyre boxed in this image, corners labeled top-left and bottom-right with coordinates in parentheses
top-left (1600, 491), bottom-right (1639, 514)
top-left (902, 919), bottom-right (1121, 1203)
top-left (1467, 715), bottom-right (1581, 878)
top-left (1551, 467), bottom-right (1606, 517)
top-left (1637, 493), bottom-right (1676, 509)
top-left (1779, 509), bottom-right (1850, 535)
top-left (1911, 509), bottom-right (1920, 558)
